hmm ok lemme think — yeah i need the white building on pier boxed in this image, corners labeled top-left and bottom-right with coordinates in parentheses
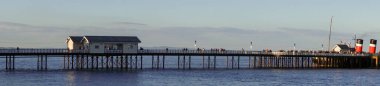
top-left (66, 36), bottom-right (141, 53)
top-left (332, 44), bottom-right (353, 53)
top-left (66, 36), bottom-right (84, 52)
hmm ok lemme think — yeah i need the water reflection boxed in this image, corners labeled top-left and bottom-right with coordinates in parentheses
top-left (0, 66), bottom-right (380, 86)
top-left (65, 71), bottom-right (75, 86)
top-left (64, 71), bottom-right (140, 86)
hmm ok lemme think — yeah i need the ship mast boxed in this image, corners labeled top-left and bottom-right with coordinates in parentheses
top-left (328, 16), bottom-right (334, 51)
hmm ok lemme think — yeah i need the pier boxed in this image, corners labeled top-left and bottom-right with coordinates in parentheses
top-left (0, 48), bottom-right (378, 71)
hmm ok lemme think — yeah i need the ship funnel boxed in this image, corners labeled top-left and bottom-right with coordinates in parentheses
top-left (355, 39), bottom-right (363, 53)
top-left (369, 39), bottom-right (377, 54)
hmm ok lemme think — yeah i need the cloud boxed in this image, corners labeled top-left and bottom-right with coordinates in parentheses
top-left (0, 21), bottom-right (65, 32)
top-left (0, 21), bottom-right (32, 27)
top-left (277, 27), bottom-right (350, 36)
top-left (110, 22), bottom-right (147, 26)
top-left (357, 31), bottom-right (380, 39)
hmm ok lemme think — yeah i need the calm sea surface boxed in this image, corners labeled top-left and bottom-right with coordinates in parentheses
top-left (1, 57), bottom-right (380, 86)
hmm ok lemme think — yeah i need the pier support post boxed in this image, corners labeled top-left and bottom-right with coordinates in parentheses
top-left (96, 56), bottom-right (99, 69)
top-left (81, 55), bottom-right (84, 70)
top-left (129, 55), bottom-right (132, 70)
top-left (106, 56), bottom-right (109, 69)
top-left (156, 55), bottom-right (160, 69)
top-left (237, 56), bottom-right (240, 69)
top-left (162, 55), bottom-right (166, 69)
top-left (125, 55), bottom-right (128, 70)
top-left (37, 55), bottom-right (39, 70)
top-left (276, 57), bottom-right (279, 68)
top-left (12, 55), bottom-right (15, 70)
top-left (41, 55), bottom-right (44, 70)
top-left (135, 55), bottom-right (138, 70)
top-left (45, 55), bottom-right (47, 70)
top-left (36, 55), bottom-right (47, 70)
top-left (5, 55), bottom-right (8, 70)
top-left (67, 55), bottom-right (70, 69)
top-left (226, 56), bottom-right (229, 68)
top-left (208, 56), bottom-right (210, 69)
top-left (110, 56), bottom-right (113, 69)
top-left (76, 54), bottom-right (79, 70)
top-left (70, 55), bottom-right (74, 69)
top-left (177, 55), bottom-right (180, 69)
top-left (120, 55), bottom-right (123, 70)
top-left (42, 55), bottom-right (45, 70)
top-left (189, 56), bottom-right (191, 69)
top-left (376, 56), bottom-right (379, 68)
top-left (64, 55), bottom-right (66, 69)
top-left (264, 56), bottom-right (267, 68)
top-left (116, 56), bottom-right (119, 68)
top-left (131, 55), bottom-right (134, 70)
top-left (214, 56), bottom-right (216, 69)
top-left (152, 55), bottom-right (154, 69)
top-left (306, 57), bottom-right (309, 68)
top-left (86, 55), bottom-right (89, 69)
top-left (203, 55), bottom-right (205, 69)
top-left (5, 55), bottom-right (15, 70)
top-left (141, 55), bottom-right (143, 70)
top-left (254, 56), bottom-right (256, 68)
top-left (101, 56), bottom-right (104, 69)
top-left (91, 55), bottom-right (94, 70)
top-left (232, 56), bottom-right (234, 69)
top-left (183, 55), bottom-right (186, 70)
top-left (301, 57), bottom-right (304, 68)
top-left (249, 56), bottom-right (251, 68)
top-left (258, 56), bottom-right (261, 68)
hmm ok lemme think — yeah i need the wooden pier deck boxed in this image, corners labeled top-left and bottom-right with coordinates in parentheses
top-left (0, 49), bottom-right (378, 70)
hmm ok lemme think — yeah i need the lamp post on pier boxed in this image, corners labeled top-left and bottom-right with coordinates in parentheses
top-left (194, 40), bottom-right (197, 49)
top-left (293, 43), bottom-right (296, 55)
top-left (250, 41), bottom-right (253, 51)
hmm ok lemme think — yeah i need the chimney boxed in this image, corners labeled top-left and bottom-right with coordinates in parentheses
top-left (369, 39), bottom-right (377, 54)
top-left (355, 39), bottom-right (363, 53)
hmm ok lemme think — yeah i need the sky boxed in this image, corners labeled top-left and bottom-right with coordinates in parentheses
top-left (0, 0), bottom-right (379, 51)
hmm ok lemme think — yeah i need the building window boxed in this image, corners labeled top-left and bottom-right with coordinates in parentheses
top-left (95, 45), bottom-right (99, 49)
top-left (117, 44), bottom-right (123, 50)
top-left (128, 45), bottom-right (133, 49)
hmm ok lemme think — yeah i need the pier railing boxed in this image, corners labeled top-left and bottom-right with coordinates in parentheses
top-left (0, 48), bottom-right (371, 56)
top-left (137, 49), bottom-right (370, 56)
top-left (0, 48), bottom-right (68, 53)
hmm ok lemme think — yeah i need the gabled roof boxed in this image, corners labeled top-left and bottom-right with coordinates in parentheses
top-left (83, 36), bottom-right (141, 43)
top-left (334, 44), bottom-right (350, 50)
top-left (68, 36), bottom-right (83, 43)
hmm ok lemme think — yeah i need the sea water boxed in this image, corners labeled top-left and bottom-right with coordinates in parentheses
top-left (0, 57), bottom-right (379, 86)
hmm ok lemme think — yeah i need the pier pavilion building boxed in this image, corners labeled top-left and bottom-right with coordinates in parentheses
top-left (66, 36), bottom-right (84, 52)
top-left (332, 44), bottom-right (353, 53)
top-left (66, 36), bottom-right (141, 53)
top-left (82, 36), bottom-right (141, 53)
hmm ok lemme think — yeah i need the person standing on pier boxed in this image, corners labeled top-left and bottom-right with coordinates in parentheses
top-left (16, 47), bottom-right (19, 53)
top-left (140, 47), bottom-right (144, 53)
top-left (166, 48), bottom-right (168, 53)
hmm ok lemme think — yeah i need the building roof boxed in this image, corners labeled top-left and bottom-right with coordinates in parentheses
top-left (84, 36), bottom-right (141, 43)
top-left (335, 44), bottom-right (350, 50)
top-left (68, 36), bottom-right (83, 43)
